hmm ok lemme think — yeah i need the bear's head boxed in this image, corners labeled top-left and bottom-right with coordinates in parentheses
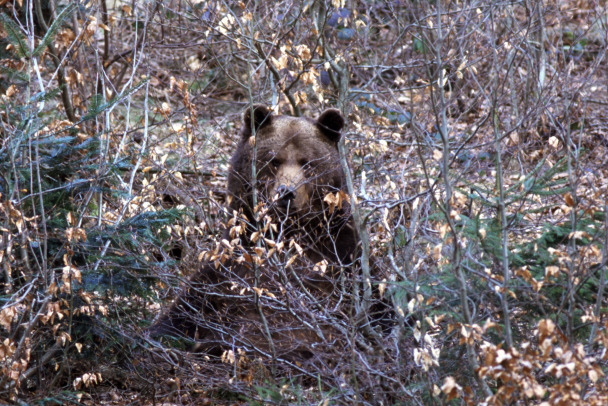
top-left (227, 105), bottom-right (346, 218)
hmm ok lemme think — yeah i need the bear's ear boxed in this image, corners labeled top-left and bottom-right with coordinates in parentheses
top-left (242, 105), bottom-right (273, 138)
top-left (316, 108), bottom-right (344, 143)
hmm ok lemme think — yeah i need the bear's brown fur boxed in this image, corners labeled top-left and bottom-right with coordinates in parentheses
top-left (150, 106), bottom-right (369, 361)
top-left (226, 105), bottom-right (357, 264)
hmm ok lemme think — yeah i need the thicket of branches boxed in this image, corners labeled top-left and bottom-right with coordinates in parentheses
top-left (1, 0), bottom-right (607, 404)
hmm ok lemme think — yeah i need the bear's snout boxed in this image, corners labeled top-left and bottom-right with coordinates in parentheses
top-left (276, 184), bottom-right (296, 208)
top-left (270, 162), bottom-right (310, 212)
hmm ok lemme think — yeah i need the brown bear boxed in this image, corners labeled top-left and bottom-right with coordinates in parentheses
top-left (150, 106), bottom-right (374, 361)
top-left (226, 105), bottom-right (357, 265)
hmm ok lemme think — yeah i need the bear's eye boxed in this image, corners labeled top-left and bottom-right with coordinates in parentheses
top-left (298, 159), bottom-right (309, 167)
top-left (270, 158), bottom-right (281, 169)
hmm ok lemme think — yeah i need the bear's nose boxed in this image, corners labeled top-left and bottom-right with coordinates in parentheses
top-left (276, 185), bottom-right (296, 207)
